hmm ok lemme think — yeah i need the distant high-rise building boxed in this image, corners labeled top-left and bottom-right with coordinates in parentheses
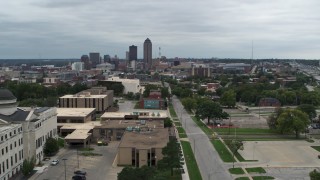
top-left (129, 45), bottom-right (137, 61)
top-left (71, 62), bottom-right (84, 71)
top-left (90, 52), bottom-right (100, 68)
top-left (143, 38), bottom-right (152, 70)
top-left (81, 55), bottom-right (91, 70)
top-left (126, 51), bottom-right (129, 61)
top-left (104, 55), bottom-right (111, 63)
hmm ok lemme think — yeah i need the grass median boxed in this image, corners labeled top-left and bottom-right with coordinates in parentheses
top-left (211, 139), bottom-right (235, 162)
top-left (169, 104), bottom-right (178, 118)
top-left (246, 167), bottom-right (266, 174)
top-left (181, 141), bottom-right (202, 180)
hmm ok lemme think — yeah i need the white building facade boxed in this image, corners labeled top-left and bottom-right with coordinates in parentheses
top-left (107, 77), bottom-right (144, 94)
top-left (22, 107), bottom-right (58, 164)
top-left (0, 123), bottom-right (23, 180)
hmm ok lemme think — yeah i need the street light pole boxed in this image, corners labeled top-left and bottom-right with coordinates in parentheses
top-left (77, 148), bottom-right (79, 169)
top-left (62, 158), bottom-right (67, 180)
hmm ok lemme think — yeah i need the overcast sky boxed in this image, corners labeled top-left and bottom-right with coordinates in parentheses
top-left (1, 0), bottom-right (319, 59)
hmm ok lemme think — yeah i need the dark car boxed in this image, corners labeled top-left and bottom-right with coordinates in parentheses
top-left (72, 175), bottom-right (86, 180)
top-left (74, 170), bottom-right (87, 176)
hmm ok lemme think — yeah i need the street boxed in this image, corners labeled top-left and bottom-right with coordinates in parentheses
top-left (172, 96), bottom-right (231, 180)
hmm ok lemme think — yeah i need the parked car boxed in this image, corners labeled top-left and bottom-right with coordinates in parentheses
top-left (74, 170), bottom-right (87, 176)
top-left (51, 160), bottom-right (59, 166)
top-left (72, 175), bottom-right (86, 180)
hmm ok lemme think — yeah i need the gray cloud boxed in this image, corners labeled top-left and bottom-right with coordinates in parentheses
top-left (0, 0), bottom-right (319, 59)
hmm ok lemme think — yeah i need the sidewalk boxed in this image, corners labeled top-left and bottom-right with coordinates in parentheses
top-left (168, 105), bottom-right (190, 180)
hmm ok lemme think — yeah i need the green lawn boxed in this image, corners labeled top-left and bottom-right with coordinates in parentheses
top-left (311, 146), bottom-right (320, 152)
top-left (252, 176), bottom-right (274, 180)
top-left (177, 127), bottom-right (186, 134)
top-left (179, 133), bottom-right (188, 138)
top-left (174, 122), bottom-right (182, 126)
top-left (246, 167), bottom-right (266, 174)
top-left (181, 141), bottom-right (202, 180)
top-left (229, 168), bottom-right (245, 174)
top-left (169, 104), bottom-right (178, 118)
top-left (211, 139), bottom-right (235, 162)
top-left (235, 177), bottom-right (250, 180)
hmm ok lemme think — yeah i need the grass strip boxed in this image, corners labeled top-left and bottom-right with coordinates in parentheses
top-left (229, 168), bottom-right (245, 174)
top-left (169, 104), bottom-right (178, 118)
top-left (252, 176), bottom-right (274, 180)
top-left (181, 141), bottom-right (202, 180)
top-left (245, 167), bottom-right (266, 174)
top-left (235, 177), bottom-right (250, 180)
top-left (177, 127), bottom-right (186, 134)
top-left (311, 146), bottom-right (320, 152)
top-left (179, 133), bottom-right (188, 138)
top-left (191, 116), bottom-right (213, 136)
top-left (211, 139), bottom-right (235, 162)
top-left (174, 122), bottom-right (182, 126)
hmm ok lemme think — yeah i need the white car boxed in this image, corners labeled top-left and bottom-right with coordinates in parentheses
top-left (51, 160), bottom-right (59, 166)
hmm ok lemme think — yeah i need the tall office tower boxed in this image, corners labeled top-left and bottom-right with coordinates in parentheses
top-left (89, 52), bottom-right (100, 68)
top-left (104, 54), bottom-right (111, 63)
top-left (143, 38), bottom-right (152, 70)
top-left (126, 51), bottom-right (129, 61)
top-left (81, 55), bottom-right (91, 70)
top-left (129, 45), bottom-right (137, 61)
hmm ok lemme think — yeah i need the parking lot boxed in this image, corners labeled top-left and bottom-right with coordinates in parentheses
top-left (239, 141), bottom-right (320, 167)
top-left (33, 142), bottom-right (122, 180)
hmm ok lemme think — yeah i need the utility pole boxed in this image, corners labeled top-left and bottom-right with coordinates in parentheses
top-left (62, 158), bottom-right (67, 180)
top-left (193, 138), bottom-right (196, 156)
top-left (77, 149), bottom-right (79, 169)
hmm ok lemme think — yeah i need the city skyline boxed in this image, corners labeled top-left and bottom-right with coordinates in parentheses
top-left (1, 0), bottom-right (320, 59)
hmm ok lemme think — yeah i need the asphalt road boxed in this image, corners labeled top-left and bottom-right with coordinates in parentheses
top-left (172, 96), bottom-right (231, 180)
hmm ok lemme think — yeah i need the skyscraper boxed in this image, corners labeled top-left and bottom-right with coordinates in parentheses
top-left (81, 55), bottom-right (91, 70)
top-left (143, 38), bottom-right (152, 70)
top-left (129, 45), bottom-right (137, 61)
top-left (89, 52), bottom-right (100, 68)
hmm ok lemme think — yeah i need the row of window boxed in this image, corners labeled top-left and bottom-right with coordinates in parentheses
top-left (0, 150), bottom-right (23, 176)
top-left (0, 127), bottom-right (22, 142)
top-left (1, 138), bottom-right (23, 156)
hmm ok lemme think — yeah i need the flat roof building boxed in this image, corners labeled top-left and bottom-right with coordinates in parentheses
top-left (93, 119), bottom-right (164, 142)
top-left (100, 110), bottom-right (168, 121)
top-left (57, 108), bottom-right (96, 124)
top-left (118, 128), bottom-right (169, 167)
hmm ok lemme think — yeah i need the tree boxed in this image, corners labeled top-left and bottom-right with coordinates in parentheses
top-left (111, 83), bottom-right (124, 96)
top-left (276, 108), bottom-right (309, 138)
top-left (267, 108), bottom-right (284, 129)
top-left (195, 99), bottom-right (227, 124)
top-left (164, 118), bottom-right (173, 128)
top-left (181, 97), bottom-right (197, 112)
top-left (297, 104), bottom-right (316, 120)
top-left (44, 137), bottom-right (59, 156)
top-left (22, 157), bottom-right (35, 176)
top-left (118, 166), bottom-right (156, 180)
top-left (310, 169), bottom-right (320, 180)
top-left (226, 139), bottom-right (243, 168)
top-left (157, 138), bottom-right (181, 176)
top-left (197, 87), bottom-right (206, 96)
top-left (220, 89), bottom-right (236, 108)
top-left (160, 87), bottom-right (169, 99)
